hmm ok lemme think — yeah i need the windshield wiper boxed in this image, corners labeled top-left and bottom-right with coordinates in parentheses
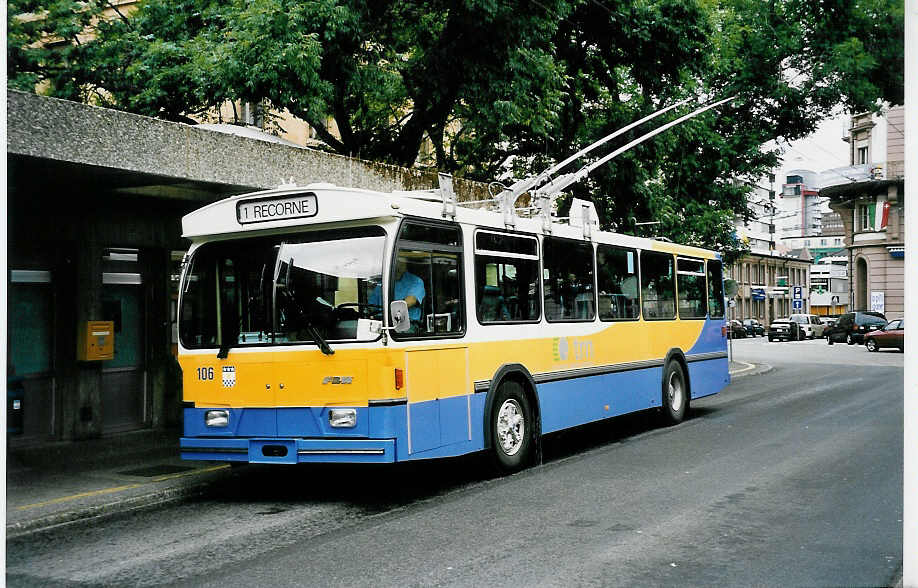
top-left (279, 290), bottom-right (335, 356)
top-left (302, 322), bottom-right (334, 356)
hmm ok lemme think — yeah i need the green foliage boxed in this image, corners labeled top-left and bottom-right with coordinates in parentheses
top-left (7, 0), bottom-right (903, 257)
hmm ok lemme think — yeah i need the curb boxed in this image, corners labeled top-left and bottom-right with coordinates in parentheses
top-left (729, 362), bottom-right (773, 379)
top-left (6, 469), bottom-right (230, 540)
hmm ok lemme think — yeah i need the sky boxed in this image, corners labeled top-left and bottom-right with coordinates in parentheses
top-left (772, 113), bottom-right (851, 186)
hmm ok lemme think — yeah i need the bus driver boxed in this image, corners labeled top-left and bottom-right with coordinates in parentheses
top-left (369, 257), bottom-right (425, 325)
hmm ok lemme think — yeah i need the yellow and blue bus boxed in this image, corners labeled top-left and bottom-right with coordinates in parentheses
top-left (178, 181), bottom-right (729, 471)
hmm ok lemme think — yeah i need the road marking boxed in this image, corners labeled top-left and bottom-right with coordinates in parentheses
top-left (15, 484), bottom-right (145, 510)
top-left (151, 464), bottom-right (229, 482)
top-left (14, 464), bottom-right (230, 511)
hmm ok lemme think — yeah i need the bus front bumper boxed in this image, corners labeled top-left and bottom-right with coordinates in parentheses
top-left (180, 437), bottom-right (396, 464)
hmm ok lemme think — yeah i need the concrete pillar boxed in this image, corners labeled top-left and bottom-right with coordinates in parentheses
top-left (64, 240), bottom-right (105, 440)
top-left (141, 247), bottom-right (181, 429)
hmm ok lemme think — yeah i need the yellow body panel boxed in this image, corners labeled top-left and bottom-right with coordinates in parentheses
top-left (466, 319), bottom-right (704, 381)
top-left (181, 319), bottom-right (706, 407)
top-left (405, 346), bottom-right (470, 403)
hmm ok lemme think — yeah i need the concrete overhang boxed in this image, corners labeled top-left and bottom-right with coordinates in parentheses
top-left (6, 90), bottom-right (441, 204)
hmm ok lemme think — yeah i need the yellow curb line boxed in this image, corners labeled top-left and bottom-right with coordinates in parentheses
top-left (15, 464), bottom-right (230, 511)
top-left (151, 464), bottom-right (229, 483)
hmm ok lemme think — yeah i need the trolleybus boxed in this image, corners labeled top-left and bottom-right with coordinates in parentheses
top-left (178, 178), bottom-right (729, 472)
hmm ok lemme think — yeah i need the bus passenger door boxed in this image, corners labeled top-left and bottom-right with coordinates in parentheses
top-left (405, 346), bottom-right (470, 454)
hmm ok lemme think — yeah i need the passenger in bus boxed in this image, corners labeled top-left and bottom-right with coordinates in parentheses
top-left (369, 257), bottom-right (426, 325)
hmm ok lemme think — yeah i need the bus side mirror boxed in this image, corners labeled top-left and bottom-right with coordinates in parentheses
top-left (390, 301), bottom-right (410, 333)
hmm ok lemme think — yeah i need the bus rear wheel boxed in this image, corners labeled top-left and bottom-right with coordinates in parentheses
top-left (490, 380), bottom-right (533, 473)
top-left (660, 361), bottom-right (688, 425)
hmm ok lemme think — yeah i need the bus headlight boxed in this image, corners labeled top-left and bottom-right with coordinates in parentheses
top-left (329, 409), bottom-right (357, 428)
top-left (205, 410), bottom-right (229, 427)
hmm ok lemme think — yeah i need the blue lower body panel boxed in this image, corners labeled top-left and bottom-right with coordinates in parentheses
top-left (537, 366), bottom-right (662, 435)
top-left (687, 357), bottom-right (730, 399)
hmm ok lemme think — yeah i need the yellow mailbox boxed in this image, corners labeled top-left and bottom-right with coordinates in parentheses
top-left (78, 321), bottom-right (115, 361)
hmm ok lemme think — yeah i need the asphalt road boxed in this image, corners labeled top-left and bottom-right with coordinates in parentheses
top-left (7, 337), bottom-right (903, 587)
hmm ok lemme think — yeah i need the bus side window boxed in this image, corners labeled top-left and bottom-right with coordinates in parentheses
top-left (543, 237), bottom-right (595, 322)
top-left (597, 245), bottom-right (639, 321)
top-left (676, 257), bottom-right (707, 319)
top-left (474, 231), bottom-right (540, 324)
top-left (640, 251), bottom-right (675, 320)
top-left (707, 260), bottom-right (725, 319)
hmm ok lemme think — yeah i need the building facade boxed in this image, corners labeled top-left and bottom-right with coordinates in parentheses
top-left (727, 253), bottom-right (812, 325)
top-left (808, 256), bottom-right (849, 315)
top-left (735, 180), bottom-right (777, 254)
top-left (778, 169), bottom-right (824, 239)
top-left (822, 106), bottom-right (905, 319)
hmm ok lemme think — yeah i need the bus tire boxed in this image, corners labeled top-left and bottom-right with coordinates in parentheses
top-left (490, 380), bottom-right (533, 473)
top-left (660, 360), bottom-right (688, 425)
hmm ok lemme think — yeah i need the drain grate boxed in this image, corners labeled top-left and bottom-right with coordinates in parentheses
top-left (119, 464), bottom-right (195, 477)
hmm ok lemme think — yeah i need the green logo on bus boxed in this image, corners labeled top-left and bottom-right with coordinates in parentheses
top-left (553, 337), bottom-right (593, 362)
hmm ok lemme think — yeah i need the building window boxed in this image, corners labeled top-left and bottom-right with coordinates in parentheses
top-left (856, 203), bottom-right (873, 232)
top-left (857, 146), bottom-right (869, 164)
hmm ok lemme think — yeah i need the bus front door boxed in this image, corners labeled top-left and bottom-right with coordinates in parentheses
top-left (404, 346), bottom-right (471, 454)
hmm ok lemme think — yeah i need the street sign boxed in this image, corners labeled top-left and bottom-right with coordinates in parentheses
top-left (792, 286), bottom-right (803, 300)
top-left (751, 288), bottom-right (766, 301)
top-left (871, 291), bottom-right (885, 314)
top-left (792, 299), bottom-right (803, 310)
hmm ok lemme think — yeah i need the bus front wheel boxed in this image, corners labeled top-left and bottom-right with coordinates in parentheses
top-left (660, 361), bottom-right (688, 425)
top-left (490, 380), bottom-right (533, 473)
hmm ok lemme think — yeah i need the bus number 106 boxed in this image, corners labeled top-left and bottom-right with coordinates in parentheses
top-left (197, 367), bottom-right (215, 381)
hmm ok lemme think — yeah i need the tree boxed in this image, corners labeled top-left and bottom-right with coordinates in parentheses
top-left (7, 0), bottom-right (903, 259)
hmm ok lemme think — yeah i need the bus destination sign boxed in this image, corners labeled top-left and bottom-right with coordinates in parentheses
top-left (237, 193), bottom-right (318, 224)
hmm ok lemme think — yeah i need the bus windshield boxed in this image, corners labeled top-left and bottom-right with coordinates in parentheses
top-left (180, 226), bottom-right (386, 351)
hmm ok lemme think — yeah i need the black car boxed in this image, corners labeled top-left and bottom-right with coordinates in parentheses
top-left (826, 310), bottom-right (887, 345)
top-left (768, 318), bottom-right (801, 341)
top-left (742, 318), bottom-right (764, 337)
top-left (727, 319), bottom-right (747, 339)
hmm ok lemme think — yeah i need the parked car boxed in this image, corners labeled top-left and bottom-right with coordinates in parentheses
top-left (864, 318), bottom-right (904, 352)
top-left (727, 319), bottom-right (748, 339)
top-left (767, 318), bottom-right (801, 341)
top-left (826, 310), bottom-right (887, 345)
top-left (742, 318), bottom-right (765, 337)
top-left (789, 313), bottom-right (826, 339)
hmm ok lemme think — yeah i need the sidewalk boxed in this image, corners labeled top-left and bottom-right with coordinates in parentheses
top-left (7, 361), bottom-right (767, 538)
top-left (6, 428), bottom-right (232, 539)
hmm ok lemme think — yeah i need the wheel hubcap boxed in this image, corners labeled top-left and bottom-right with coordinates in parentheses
top-left (496, 399), bottom-right (525, 456)
top-left (668, 372), bottom-right (684, 412)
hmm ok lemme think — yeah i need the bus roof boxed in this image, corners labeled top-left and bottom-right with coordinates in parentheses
top-left (182, 182), bottom-right (719, 259)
